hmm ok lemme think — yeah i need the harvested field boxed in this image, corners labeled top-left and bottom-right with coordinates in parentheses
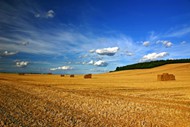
top-left (0, 63), bottom-right (190, 127)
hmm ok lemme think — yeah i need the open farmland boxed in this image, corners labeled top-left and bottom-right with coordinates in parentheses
top-left (0, 63), bottom-right (190, 127)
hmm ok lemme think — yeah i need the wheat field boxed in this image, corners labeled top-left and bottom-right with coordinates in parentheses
top-left (0, 63), bottom-right (190, 127)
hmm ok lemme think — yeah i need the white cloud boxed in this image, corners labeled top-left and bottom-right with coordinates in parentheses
top-left (163, 41), bottom-right (172, 47)
top-left (143, 41), bottom-right (150, 47)
top-left (16, 61), bottom-right (29, 68)
top-left (126, 52), bottom-right (134, 56)
top-left (34, 10), bottom-right (55, 18)
top-left (46, 10), bottom-right (55, 18)
top-left (94, 60), bottom-right (108, 67)
top-left (1, 51), bottom-right (18, 56)
top-left (140, 52), bottom-right (169, 62)
top-left (89, 49), bottom-right (95, 53)
top-left (82, 62), bottom-right (86, 65)
top-left (58, 66), bottom-right (72, 70)
top-left (88, 60), bottom-right (94, 65)
top-left (50, 66), bottom-right (73, 71)
top-left (156, 40), bottom-right (173, 48)
top-left (95, 47), bottom-right (119, 56)
top-left (49, 68), bottom-right (57, 71)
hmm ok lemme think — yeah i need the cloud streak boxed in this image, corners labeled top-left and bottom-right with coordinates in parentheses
top-left (165, 26), bottom-right (190, 37)
top-left (0, 51), bottom-right (18, 57)
top-left (50, 66), bottom-right (73, 71)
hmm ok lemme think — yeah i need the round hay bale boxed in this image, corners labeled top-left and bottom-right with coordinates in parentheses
top-left (84, 74), bottom-right (92, 79)
top-left (157, 73), bottom-right (176, 81)
top-left (60, 74), bottom-right (65, 77)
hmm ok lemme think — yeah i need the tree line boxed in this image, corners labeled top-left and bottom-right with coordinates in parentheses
top-left (115, 59), bottom-right (190, 71)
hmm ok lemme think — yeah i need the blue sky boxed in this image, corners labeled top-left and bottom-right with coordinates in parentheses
top-left (0, 0), bottom-right (190, 74)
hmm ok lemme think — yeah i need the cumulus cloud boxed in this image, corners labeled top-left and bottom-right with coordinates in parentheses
top-left (140, 52), bottom-right (169, 62)
top-left (88, 60), bottom-right (94, 65)
top-left (1, 51), bottom-right (18, 56)
top-left (143, 41), bottom-right (150, 47)
top-left (86, 59), bottom-right (108, 67)
top-left (93, 60), bottom-right (108, 67)
top-left (35, 10), bottom-right (55, 18)
top-left (89, 49), bottom-right (95, 53)
top-left (46, 10), bottom-right (55, 18)
top-left (82, 62), bottom-right (86, 65)
top-left (163, 41), bottom-right (172, 47)
top-left (50, 66), bottom-right (73, 71)
top-left (156, 40), bottom-right (173, 48)
top-left (16, 61), bottom-right (29, 68)
top-left (95, 47), bottom-right (119, 56)
top-left (86, 60), bottom-right (108, 67)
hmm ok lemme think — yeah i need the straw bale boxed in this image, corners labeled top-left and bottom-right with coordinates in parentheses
top-left (18, 73), bottom-right (25, 75)
top-left (84, 74), bottom-right (92, 79)
top-left (60, 74), bottom-right (65, 77)
top-left (169, 74), bottom-right (175, 80)
top-left (157, 73), bottom-right (175, 81)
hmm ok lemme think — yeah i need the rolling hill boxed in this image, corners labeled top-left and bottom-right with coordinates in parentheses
top-left (115, 59), bottom-right (190, 71)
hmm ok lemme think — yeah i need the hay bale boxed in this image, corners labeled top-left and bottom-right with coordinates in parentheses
top-left (163, 73), bottom-right (169, 81)
top-left (70, 74), bottom-right (74, 77)
top-left (157, 73), bottom-right (175, 81)
top-left (84, 74), bottom-right (92, 79)
top-left (169, 74), bottom-right (175, 80)
top-left (60, 74), bottom-right (65, 77)
top-left (18, 73), bottom-right (25, 75)
top-left (48, 73), bottom-right (52, 75)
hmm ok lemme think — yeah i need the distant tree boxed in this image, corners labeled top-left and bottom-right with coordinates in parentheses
top-left (115, 59), bottom-right (190, 71)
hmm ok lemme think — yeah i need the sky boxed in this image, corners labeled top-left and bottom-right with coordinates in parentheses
top-left (0, 0), bottom-right (190, 74)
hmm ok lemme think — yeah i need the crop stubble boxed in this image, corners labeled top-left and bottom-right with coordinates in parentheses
top-left (0, 63), bottom-right (190, 127)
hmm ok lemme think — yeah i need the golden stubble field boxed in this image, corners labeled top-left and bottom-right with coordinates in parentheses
top-left (0, 63), bottom-right (190, 127)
